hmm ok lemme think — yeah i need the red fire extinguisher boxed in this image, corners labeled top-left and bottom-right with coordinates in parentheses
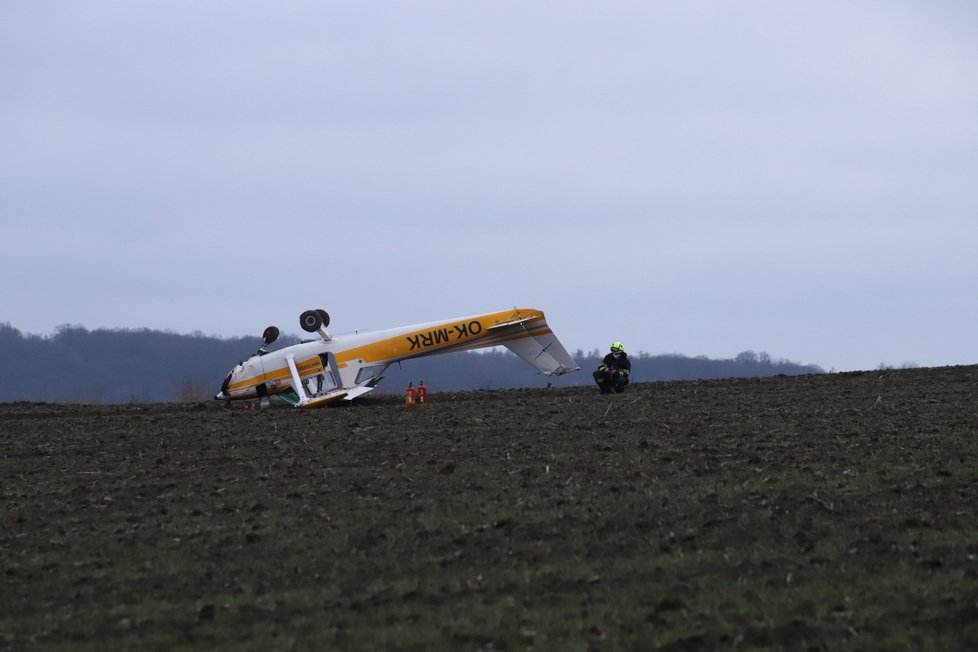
top-left (405, 382), bottom-right (416, 406)
top-left (417, 380), bottom-right (428, 405)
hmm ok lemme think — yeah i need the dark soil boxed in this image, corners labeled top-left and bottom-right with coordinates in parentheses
top-left (2, 366), bottom-right (977, 650)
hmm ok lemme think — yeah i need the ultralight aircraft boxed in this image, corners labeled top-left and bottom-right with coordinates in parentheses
top-left (215, 307), bottom-right (579, 408)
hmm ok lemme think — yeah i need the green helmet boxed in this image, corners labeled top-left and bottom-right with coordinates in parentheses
top-left (611, 341), bottom-right (624, 353)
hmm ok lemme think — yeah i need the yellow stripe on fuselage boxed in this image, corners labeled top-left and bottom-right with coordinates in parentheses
top-left (227, 357), bottom-right (324, 393)
top-left (334, 309), bottom-right (547, 366)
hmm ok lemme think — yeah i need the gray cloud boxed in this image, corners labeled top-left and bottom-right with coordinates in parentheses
top-left (2, 1), bottom-right (976, 371)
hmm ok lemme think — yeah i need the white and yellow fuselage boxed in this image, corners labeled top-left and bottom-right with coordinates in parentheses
top-left (216, 308), bottom-right (578, 408)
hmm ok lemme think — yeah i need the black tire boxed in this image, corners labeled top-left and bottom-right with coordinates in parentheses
top-left (315, 309), bottom-right (330, 329)
top-left (262, 326), bottom-right (280, 346)
top-left (300, 310), bottom-right (323, 332)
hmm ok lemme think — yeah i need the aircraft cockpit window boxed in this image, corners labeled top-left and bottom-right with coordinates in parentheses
top-left (355, 365), bottom-right (389, 386)
top-left (318, 371), bottom-right (336, 391)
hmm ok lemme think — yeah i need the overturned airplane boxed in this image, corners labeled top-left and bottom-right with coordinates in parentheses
top-left (215, 307), bottom-right (579, 408)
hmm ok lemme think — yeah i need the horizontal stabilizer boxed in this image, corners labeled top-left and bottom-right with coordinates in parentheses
top-left (499, 319), bottom-right (580, 376)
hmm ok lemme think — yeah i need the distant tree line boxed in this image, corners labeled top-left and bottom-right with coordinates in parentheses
top-left (0, 323), bottom-right (823, 404)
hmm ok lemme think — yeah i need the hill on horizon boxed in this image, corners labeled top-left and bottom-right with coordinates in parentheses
top-left (1, 322), bottom-right (824, 403)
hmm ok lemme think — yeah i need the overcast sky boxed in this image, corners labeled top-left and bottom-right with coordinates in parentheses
top-left (2, 1), bottom-right (976, 372)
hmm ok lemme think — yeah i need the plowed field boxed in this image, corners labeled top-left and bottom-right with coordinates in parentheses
top-left (2, 366), bottom-right (977, 650)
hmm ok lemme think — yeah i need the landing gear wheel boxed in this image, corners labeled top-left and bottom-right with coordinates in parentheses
top-left (300, 310), bottom-right (322, 332)
top-left (262, 326), bottom-right (280, 347)
top-left (300, 309), bottom-right (330, 332)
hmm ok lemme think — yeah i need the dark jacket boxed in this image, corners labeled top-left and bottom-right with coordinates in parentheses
top-left (598, 352), bottom-right (631, 376)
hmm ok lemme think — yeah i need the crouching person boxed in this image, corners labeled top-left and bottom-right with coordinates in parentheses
top-left (593, 341), bottom-right (631, 394)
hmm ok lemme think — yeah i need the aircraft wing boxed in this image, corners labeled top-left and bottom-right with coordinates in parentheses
top-left (490, 316), bottom-right (580, 376)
